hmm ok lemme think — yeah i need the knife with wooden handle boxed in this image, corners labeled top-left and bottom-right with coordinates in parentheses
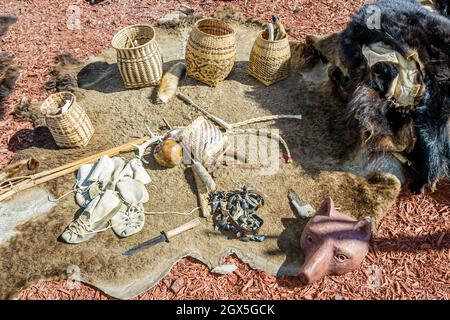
top-left (123, 218), bottom-right (202, 256)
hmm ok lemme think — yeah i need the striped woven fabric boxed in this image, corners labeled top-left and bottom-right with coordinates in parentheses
top-left (181, 117), bottom-right (227, 165)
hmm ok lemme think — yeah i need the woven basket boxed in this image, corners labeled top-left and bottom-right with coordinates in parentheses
top-left (112, 24), bottom-right (163, 89)
top-left (41, 92), bottom-right (94, 148)
top-left (248, 30), bottom-right (291, 86)
top-left (185, 18), bottom-right (236, 86)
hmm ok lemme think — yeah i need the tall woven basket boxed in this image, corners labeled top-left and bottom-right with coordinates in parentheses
top-left (248, 30), bottom-right (291, 86)
top-left (185, 18), bottom-right (236, 87)
top-left (41, 92), bottom-right (94, 148)
top-left (112, 24), bottom-right (163, 89)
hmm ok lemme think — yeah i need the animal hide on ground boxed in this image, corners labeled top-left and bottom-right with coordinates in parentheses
top-left (300, 0), bottom-right (450, 193)
top-left (0, 23), bottom-right (400, 299)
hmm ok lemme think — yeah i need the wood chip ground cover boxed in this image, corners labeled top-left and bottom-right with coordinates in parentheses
top-left (1, 0), bottom-right (448, 300)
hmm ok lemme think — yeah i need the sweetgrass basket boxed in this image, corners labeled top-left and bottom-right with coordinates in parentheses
top-left (185, 18), bottom-right (236, 86)
top-left (248, 30), bottom-right (291, 86)
top-left (40, 92), bottom-right (94, 148)
top-left (112, 24), bottom-right (163, 89)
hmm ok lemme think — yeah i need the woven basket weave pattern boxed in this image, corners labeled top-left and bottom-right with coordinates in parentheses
top-left (112, 25), bottom-right (163, 89)
top-left (248, 31), bottom-right (291, 86)
top-left (185, 19), bottom-right (236, 87)
top-left (41, 92), bottom-right (94, 148)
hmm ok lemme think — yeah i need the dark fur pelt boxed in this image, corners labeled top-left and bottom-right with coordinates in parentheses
top-left (340, 0), bottom-right (450, 192)
top-left (435, 0), bottom-right (450, 17)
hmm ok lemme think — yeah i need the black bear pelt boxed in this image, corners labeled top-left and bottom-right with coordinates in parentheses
top-left (339, 0), bottom-right (450, 193)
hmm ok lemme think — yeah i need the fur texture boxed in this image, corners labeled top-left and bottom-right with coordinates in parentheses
top-left (339, 0), bottom-right (450, 192)
top-left (0, 16), bottom-right (17, 37)
top-left (435, 0), bottom-right (450, 17)
top-left (157, 62), bottom-right (186, 103)
top-left (0, 158), bottom-right (39, 183)
top-left (0, 16), bottom-right (19, 117)
top-left (0, 27), bottom-right (401, 299)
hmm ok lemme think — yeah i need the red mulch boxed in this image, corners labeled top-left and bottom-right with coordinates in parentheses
top-left (1, 0), bottom-right (448, 300)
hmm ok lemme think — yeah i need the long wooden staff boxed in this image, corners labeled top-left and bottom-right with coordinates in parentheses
top-left (0, 135), bottom-right (159, 202)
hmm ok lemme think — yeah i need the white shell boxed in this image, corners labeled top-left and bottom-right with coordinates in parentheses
top-left (116, 177), bottom-right (149, 206)
top-left (211, 263), bottom-right (237, 275)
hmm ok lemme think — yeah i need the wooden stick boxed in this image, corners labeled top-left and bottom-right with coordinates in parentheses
top-left (192, 161), bottom-right (216, 191)
top-left (176, 129), bottom-right (214, 218)
top-left (177, 93), bottom-right (302, 131)
top-left (0, 136), bottom-right (156, 202)
top-left (230, 115), bottom-right (302, 128)
top-left (162, 117), bottom-right (173, 130)
top-left (177, 93), bottom-right (232, 130)
top-left (126, 36), bottom-right (136, 48)
top-left (39, 136), bottom-right (152, 177)
top-left (192, 169), bottom-right (211, 218)
top-left (176, 94), bottom-right (299, 164)
top-left (272, 16), bottom-right (287, 41)
top-left (266, 23), bottom-right (274, 41)
top-left (164, 218), bottom-right (201, 240)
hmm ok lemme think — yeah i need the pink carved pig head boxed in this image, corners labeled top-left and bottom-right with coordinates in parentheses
top-left (299, 197), bottom-right (372, 284)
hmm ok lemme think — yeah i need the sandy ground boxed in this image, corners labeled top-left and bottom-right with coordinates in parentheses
top-left (0, 0), bottom-right (448, 300)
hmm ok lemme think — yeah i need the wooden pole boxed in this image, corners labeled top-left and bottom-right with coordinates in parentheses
top-left (193, 169), bottom-right (211, 218)
top-left (177, 93), bottom-right (232, 130)
top-left (0, 135), bottom-right (157, 202)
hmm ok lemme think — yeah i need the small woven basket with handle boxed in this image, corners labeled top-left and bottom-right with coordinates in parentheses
top-left (248, 30), bottom-right (291, 86)
top-left (185, 18), bottom-right (236, 87)
top-left (112, 24), bottom-right (163, 89)
top-left (40, 92), bottom-right (94, 148)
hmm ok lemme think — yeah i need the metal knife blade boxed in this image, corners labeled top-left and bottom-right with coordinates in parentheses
top-left (122, 233), bottom-right (166, 256)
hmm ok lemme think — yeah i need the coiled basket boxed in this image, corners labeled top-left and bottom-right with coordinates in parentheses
top-left (248, 30), bottom-right (291, 86)
top-left (40, 92), bottom-right (94, 148)
top-left (112, 24), bottom-right (163, 89)
top-left (185, 18), bottom-right (236, 87)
